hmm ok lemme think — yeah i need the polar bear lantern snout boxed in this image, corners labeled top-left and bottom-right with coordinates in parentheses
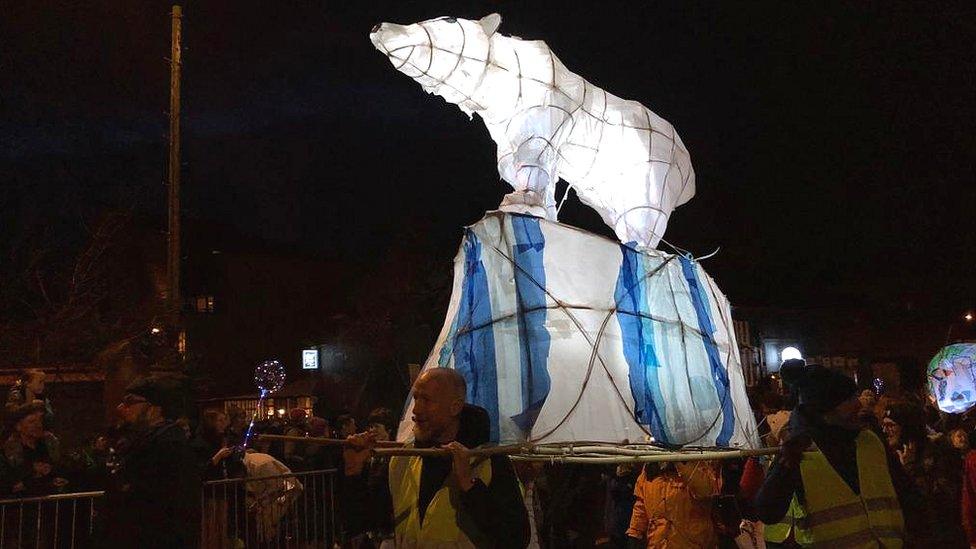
top-left (369, 22), bottom-right (427, 74)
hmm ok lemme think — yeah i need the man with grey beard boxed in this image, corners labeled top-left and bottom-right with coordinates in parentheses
top-left (98, 375), bottom-right (200, 549)
top-left (351, 368), bottom-right (529, 548)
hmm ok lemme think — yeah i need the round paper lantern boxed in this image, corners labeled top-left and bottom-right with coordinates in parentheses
top-left (928, 343), bottom-right (976, 413)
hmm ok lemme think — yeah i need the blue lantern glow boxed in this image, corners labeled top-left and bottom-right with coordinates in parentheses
top-left (928, 343), bottom-right (976, 414)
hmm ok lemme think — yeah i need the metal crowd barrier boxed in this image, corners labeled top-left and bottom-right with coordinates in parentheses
top-left (0, 490), bottom-right (102, 549)
top-left (0, 468), bottom-right (337, 549)
top-left (201, 468), bottom-right (337, 549)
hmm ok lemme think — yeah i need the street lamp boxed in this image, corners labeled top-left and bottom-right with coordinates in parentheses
top-left (781, 346), bottom-right (803, 362)
top-left (946, 312), bottom-right (975, 345)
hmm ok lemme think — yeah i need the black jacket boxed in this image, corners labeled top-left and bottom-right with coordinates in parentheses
top-left (189, 433), bottom-right (245, 482)
top-left (410, 404), bottom-right (531, 548)
top-left (100, 421), bottom-right (201, 549)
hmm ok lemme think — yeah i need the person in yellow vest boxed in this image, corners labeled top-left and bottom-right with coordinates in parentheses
top-left (755, 360), bottom-right (916, 548)
top-left (350, 368), bottom-right (529, 548)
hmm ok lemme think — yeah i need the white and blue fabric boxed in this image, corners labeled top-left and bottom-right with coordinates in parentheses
top-left (399, 212), bottom-right (759, 449)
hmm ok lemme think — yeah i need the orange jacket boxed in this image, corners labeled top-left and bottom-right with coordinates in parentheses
top-left (626, 462), bottom-right (720, 548)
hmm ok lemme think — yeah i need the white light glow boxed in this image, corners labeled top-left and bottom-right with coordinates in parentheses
top-left (781, 347), bottom-right (803, 362)
top-left (302, 349), bottom-right (319, 370)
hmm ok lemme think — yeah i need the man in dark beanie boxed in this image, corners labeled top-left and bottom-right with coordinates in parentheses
top-left (756, 361), bottom-right (915, 547)
top-left (98, 375), bottom-right (200, 548)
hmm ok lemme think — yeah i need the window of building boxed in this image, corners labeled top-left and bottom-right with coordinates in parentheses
top-left (195, 295), bottom-right (215, 313)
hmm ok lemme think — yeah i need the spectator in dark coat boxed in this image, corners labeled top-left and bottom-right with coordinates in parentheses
top-left (303, 416), bottom-right (337, 470)
top-left (602, 463), bottom-right (638, 548)
top-left (364, 408), bottom-right (395, 539)
top-left (191, 409), bottom-right (245, 481)
top-left (1, 402), bottom-right (66, 496)
top-left (282, 408), bottom-right (309, 471)
top-left (191, 409), bottom-right (245, 548)
top-left (99, 375), bottom-right (201, 549)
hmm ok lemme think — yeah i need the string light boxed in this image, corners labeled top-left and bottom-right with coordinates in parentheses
top-left (242, 359), bottom-right (287, 448)
top-left (254, 359), bottom-right (286, 394)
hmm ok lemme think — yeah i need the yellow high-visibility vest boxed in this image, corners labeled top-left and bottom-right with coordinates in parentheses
top-left (794, 430), bottom-right (904, 548)
top-left (389, 449), bottom-right (493, 548)
top-left (764, 496), bottom-right (813, 545)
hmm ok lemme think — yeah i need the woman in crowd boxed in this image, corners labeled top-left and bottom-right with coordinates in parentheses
top-left (191, 409), bottom-right (245, 549)
top-left (282, 408), bottom-right (309, 471)
top-left (883, 404), bottom-right (967, 546)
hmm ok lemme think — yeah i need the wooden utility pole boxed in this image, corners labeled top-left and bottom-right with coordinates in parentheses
top-left (167, 5), bottom-right (183, 319)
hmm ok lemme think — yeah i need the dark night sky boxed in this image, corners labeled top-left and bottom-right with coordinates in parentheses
top-left (3, 1), bottom-right (974, 321)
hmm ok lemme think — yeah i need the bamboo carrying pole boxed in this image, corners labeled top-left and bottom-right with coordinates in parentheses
top-left (373, 444), bottom-right (532, 458)
top-left (509, 447), bottom-right (778, 464)
top-left (255, 434), bottom-right (403, 448)
top-left (253, 434), bottom-right (779, 463)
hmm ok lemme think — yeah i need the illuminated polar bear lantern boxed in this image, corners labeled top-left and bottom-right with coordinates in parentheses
top-left (370, 14), bottom-right (695, 248)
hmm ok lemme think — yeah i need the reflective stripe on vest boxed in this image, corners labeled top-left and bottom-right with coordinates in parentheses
top-left (795, 430), bottom-right (904, 548)
top-left (389, 450), bottom-right (493, 549)
top-left (765, 496), bottom-right (812, 544)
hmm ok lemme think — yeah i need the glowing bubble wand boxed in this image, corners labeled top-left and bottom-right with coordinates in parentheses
top-left (242, 359), bottom-right (286, 449)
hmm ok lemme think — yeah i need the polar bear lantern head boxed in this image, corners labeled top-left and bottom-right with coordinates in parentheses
top-left (369, 14), bottom-right (501, 117)
top-left (370, 14), bottom-right (697, 249)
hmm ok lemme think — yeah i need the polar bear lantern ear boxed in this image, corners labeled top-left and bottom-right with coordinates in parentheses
top-left (479, 13), bottom-right (501, 37)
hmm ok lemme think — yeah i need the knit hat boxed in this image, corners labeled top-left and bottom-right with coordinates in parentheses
top-left (124, 374), bottom-right (188, 420)
top-left (780, 360), bottom-right (857, 413)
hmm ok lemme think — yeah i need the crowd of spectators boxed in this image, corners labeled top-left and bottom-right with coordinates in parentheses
top-left (0, 369), bottom-right (76, 498)
top-left (8, 363), bottom-right (976, 547)
top-left (245, 406), bottom-right (398, 546)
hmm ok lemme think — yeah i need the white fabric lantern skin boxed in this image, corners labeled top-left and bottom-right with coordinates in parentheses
top-left (370, 14), bottom-right (696, 248)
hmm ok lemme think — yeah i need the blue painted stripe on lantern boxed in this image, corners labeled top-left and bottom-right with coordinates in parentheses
top-left (510, 215), bottom-right (552, 435)
top-left (615, 245), bottom-right (670, 443)
top-left (438, 302), bottom-right (461, 367)
top-left (680, 256), bottom-right (734, 447)
top-left (452, 229), bottom-right (500, 442)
